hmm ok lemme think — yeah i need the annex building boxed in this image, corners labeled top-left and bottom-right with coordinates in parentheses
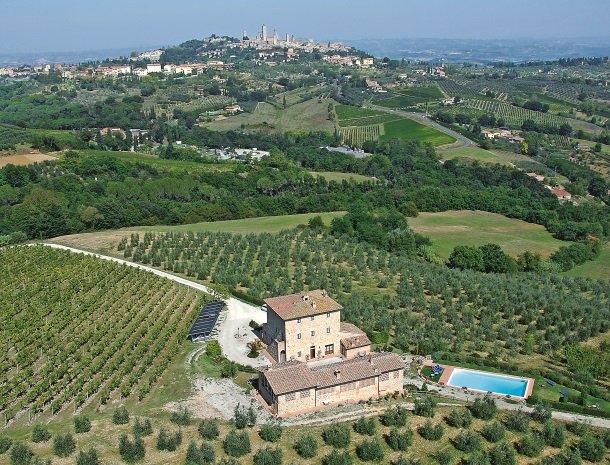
top-left (258, 290), bottom-right (405, 416)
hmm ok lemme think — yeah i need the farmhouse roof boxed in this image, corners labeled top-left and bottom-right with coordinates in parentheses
top-left (260, 360), bottom-right (317, 395)
top-left (264, 289), bottom-right (342, 320)
top-left (340, 334), bottom-right (371, 350)
top-left (260, 352), bottom-right (405, 395)
top-left (551, 188), bottom-right (571, 197)
top-left (339, 322), bottom-right (366, 335)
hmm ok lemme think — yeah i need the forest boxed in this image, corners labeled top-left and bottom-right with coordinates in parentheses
top-left (1, 135), bottom-right (608, 250)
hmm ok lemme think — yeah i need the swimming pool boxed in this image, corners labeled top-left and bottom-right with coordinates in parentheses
top-left (446, 368), bottom-right (531, 398)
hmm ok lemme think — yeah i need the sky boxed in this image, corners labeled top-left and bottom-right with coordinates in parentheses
top-left (1, 0), bottom-right (610, 53)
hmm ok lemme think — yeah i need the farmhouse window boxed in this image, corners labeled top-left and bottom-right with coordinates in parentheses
top-left (300, 390), bottom-right (310, 398)
top-left (297, 333), bottom-right (301, 339)
top-left (311, 331), bottom-right (315, 336)
top-left (324, 344), bottom-right (334, 354)
top-left (326, 327), bottom-right (331, 334)
top-left (286, 392), bottom-right (296, 401)
top-left (393, 371), bottom-right (400, 379)
top-left (380, 373), bottom-right (390, 382)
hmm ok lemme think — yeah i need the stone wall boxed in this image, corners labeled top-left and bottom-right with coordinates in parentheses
top-left (277, 387), bottom-right (316, 416)
top-left (274, 368), bottom-right (404, 416)
top-left (343, 345), bottom-right (371, 359)
top-left (284, 310), bottom-right (341, 361)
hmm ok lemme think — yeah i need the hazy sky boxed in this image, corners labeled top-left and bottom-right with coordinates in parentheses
top-left (2, 0), bottom-right (610, 53)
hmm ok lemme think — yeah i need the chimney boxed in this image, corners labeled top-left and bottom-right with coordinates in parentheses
top-left (334, 370), bottom-right (341, 380)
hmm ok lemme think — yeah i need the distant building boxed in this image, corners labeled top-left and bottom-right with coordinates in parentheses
top-left (146, 63), bottom-right (162, 73)
top-left (549, 187), bottom-right (572, 201)
top-left (225, 104), bottom-right (242, 114)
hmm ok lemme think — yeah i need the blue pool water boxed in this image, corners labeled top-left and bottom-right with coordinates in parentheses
top-left (447, 368), bottom-right (529, 397)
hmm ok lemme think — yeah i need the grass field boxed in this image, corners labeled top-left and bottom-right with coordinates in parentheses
top-left (205, 97), bottom-right (335, 133)
top-left (373, 85), bottom-right (444, 109)
top-left (334, 104), bottom-right (385, 121)
top-left (131, 212), bottom-right (346, 234)
top-left (565, 243), bottom-right (610, 280)
top-left (439, 147), bottom-right (532, 166)
top-left (380, 119), bottom-right (456, 146)
top-left (309, 171), bottom-right (375, 183)
top-left (409, 210), bottom-right (571, 259)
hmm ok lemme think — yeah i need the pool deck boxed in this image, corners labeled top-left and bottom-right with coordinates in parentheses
top-left (424, 362), bottom-right (534, 400)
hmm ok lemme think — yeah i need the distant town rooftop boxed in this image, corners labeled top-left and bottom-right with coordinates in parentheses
top-left (264, 289), bottom-right (343, 320)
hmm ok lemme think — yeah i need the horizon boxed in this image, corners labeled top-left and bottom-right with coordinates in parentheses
top-left (2, 0), bottom-right (610, 54)
top-left (2, 36), bottom-right (610, 58)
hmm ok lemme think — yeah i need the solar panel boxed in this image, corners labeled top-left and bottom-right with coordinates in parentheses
top-left (188, 301), bottom-right (225, 340)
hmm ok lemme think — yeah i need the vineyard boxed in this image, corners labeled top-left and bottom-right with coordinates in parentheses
top-left (463, 100), bottom-right (569, 128)
top-left (0, 246), bottom-right (207, 422)
top-left (119, 229), bottom-right (610, 364)
top-left (339, 124), bottom-right (383, 145)
top-left (153, 95), bottom-right (234, 118)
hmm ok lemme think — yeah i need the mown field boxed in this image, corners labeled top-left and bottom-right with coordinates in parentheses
top-left (438, 147), bottom-right (532, 167)
top-left (380, 119), bottom-right (455, 146)
top-left (566, 243), bottom-right (610, 280)
top-left (132, 212), bottom-right (346, 234)
top-left (409, 210), bottom-right (572, 259)
top-left (0, 246), bottom-right (207, 424)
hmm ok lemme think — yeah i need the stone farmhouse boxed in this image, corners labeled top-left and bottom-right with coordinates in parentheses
top-left (258, 290), bottom-right (405, 416)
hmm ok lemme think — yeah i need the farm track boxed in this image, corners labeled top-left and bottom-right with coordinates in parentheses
top-left (365, 104), bottom-right (474, 150)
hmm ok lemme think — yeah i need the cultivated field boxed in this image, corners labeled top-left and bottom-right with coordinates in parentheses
top-left (409, 210), bottom-right (571, 259)
top-left (0, 246), bottom-right (207, 423)
top-left (204, 97), bottom-right (335, 133)
top-left (373, 85), bottom-right (444, 109)
top-left (335, 104), bottom-right (455, 147)
top-left (67, 150), bottom-right (235, 173)
top-left (308, 171), bottom-right (375, 183)
top-left (0, 153), bottom-right (57, 167)
top-left (2, 398), bottom-right (608, 465)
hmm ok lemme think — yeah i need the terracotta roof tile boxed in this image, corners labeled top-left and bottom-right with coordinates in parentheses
top-left (340, 334), bottom-right (371, 350)
top-left (261, 360), bottom-right (317, 395)
top-left (260, 352), bottom-right (405, 395)
top-left (339, 322), bottom-right (366, 335)
top-left (264, 290), bottom-right (342, 320)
